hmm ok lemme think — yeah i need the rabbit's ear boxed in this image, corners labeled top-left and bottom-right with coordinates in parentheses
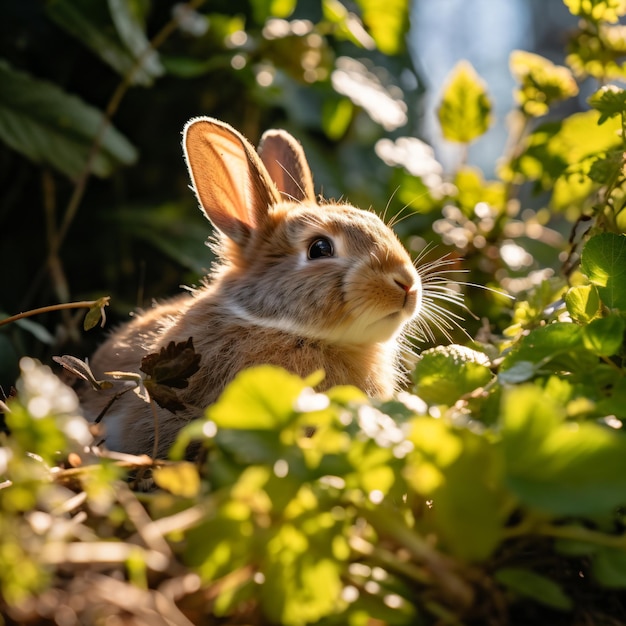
top-left (258, 129), bottom-right (315, 203)
top-left (183, 117), bottom-right (280, 246)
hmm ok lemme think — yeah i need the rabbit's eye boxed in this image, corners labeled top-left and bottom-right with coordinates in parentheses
top-left (308, 237), bottom-right (334, 259)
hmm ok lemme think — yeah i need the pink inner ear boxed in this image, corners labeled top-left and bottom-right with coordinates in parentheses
top-left (183, 119), bottom-right (279, 246)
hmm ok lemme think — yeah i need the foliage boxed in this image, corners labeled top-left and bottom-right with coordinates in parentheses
top-left (3, 0), bottom-right (626, 624)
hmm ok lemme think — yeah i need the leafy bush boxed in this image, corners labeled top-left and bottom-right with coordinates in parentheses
top-left (2, 0), bottom-right (626, 624)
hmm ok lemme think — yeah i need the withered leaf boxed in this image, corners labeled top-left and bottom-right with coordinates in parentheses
top-left (144, 379), bottom-right (186, 413)
top-left (53, 355), bottom-right (113, 391)
top-left (140, 338), bottom-right (201, 413)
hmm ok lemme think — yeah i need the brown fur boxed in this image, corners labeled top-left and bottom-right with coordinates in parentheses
top-left (79, 118), bottom-right (421, 457)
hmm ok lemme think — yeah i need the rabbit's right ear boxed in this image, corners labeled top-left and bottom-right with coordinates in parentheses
top-left (258, 129), bottom-right (316, 203)
top-left (183, 117), bottom-right (281, 247)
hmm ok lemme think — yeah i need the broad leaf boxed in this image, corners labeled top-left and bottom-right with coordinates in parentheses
top-left (413, 344), bottom-right (493, 405)
top-left (565, 284), bottom-right (602, 324)
top-left (502, 385), bottom-right (626, 516)
top-left (582, 314), bottom-right (626, 356)
top-left (495, 567), bottom-right (572, 611)
top-left (46, 0), bottom-right (162, 85)
top-left (0, 60), bottom-right (137, 179)
top-left (355, 0), bottom-right (410, 55)
top-left (580, 233), bottom-right (626, 311)
top-left (437, 61), bottom-right (492, 143)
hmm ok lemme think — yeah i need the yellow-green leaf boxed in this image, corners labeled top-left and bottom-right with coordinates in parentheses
top-left (437, 61), bottom-right (492, 143)
top-left (510, 50), bottom-right (578, 117)
top-left (153, 462), bottom-right (201, 497)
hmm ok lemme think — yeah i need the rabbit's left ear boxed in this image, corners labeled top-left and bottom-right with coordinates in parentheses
top-left (258, 129), bottom-right (315, 203)
top-left (183, 117), bottom-right (280, 247)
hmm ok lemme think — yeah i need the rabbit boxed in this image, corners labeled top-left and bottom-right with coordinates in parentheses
top-left (78, 117), bottom-right (424, 458)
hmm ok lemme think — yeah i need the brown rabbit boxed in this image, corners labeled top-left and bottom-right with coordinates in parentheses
top-left (80, 117), bottom-right (423, 457)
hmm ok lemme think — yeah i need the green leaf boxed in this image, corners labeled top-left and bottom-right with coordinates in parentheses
top-left (502, 385), bottom-right (626, 516)
top-left (588, 84), bottom-right (626, 123)
top-left (322, 98), bottom-right (354, 140)
top-left (413, 344), bottom-right (493, 405)
top-left (564, 0), bottom-right (626, 23)
top-left (504, 111), bottom-right (622, 206)
top-left (153, 462), bottom-right (201, 497)
top-left (500, 322), bottom-right (596, 379)
top-left (510, 50), bottom-right (579, 117)
top-left (0, 60), bottom-right (137, 179)
top-left (580, 233), bottom-right (626, 311)
top-left (107, 0), bottom-right (164, 79)
top-left (582, 314), bottom-right (626, 356)
top-left (207, 366), bottom-right (308, 429)
top-left (565, 284), bottom-right (602, 323)
top-left (406, 418), bottom-right (504, 561)
top-left (592, 547), bottom-right (626, 588)
top-left (249, 0), bottom-right (296, 22)
top-left (45, 0), bottom-right (161, 86)
top-left (437, 61), bottom-right (492, 143)
top-left (260, 523), bottom-right (343, 625)
top-left (495, 567), bottom-right (572, 611)
top-left (355, 0), bottom-right (410, 55)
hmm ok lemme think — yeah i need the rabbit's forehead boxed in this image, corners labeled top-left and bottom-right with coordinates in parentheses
top-left (284, 204), bottom-right (402, 252)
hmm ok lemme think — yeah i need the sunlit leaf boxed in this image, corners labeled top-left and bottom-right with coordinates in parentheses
top-left (580, 233), bottom-right (626, 311)
top-left (0, 61), bottom-right (137, 180)
top-left (565, 284), bottom-right (602, 323)
top-left (413, 344), bottom-right (493, 405)
top-left (355, 0), bottom-right (410, 55)
top-left (568, 23), bottom-right (626, 81)
top-left (406, 418), bottom-right (504, 561)
top-left (502, 385), bottom-right (626, 516)
top-left (582, 314), bottom-right (626, 355)
top-left (208, 366), bottom-right (308, 429)
top-left (564, 0), bottom-right (626, 23)
top-left (510, 50), bottom-right (578, 117)
top-left (588, 84), bottom-right (626, 123)
top-left (437, 61), bottom-right (492, 143)
top-left (153, 462), bottom-right (201, 497)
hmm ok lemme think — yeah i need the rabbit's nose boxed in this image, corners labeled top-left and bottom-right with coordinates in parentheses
top-left (394, 279), bottom-right (413, 293)
top-left (391, 267), bottom-right (418, 294)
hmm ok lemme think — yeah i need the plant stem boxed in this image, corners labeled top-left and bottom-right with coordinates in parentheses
top-left (0, 299), bottom-right (109, 328)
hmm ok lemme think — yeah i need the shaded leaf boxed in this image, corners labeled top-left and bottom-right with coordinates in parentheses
top-left (592, 547), bottom-right (626, 588)
top-left (495, 567), bottom-right (572, 611)
top-left (0, 60), bottom-right (137, 180)
top-left (83, 296), bottom-right (110, 331)
top-left (46, 0), bottom-right (160, 86)
top-left (52, 355), bottom-right (113, 391)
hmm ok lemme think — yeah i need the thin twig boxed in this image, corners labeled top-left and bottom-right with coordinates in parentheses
top-left (0, 299), bottom-right (109, 328)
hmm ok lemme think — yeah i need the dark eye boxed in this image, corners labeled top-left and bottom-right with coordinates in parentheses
top-left (307, 237), bottom-right (334, 259)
